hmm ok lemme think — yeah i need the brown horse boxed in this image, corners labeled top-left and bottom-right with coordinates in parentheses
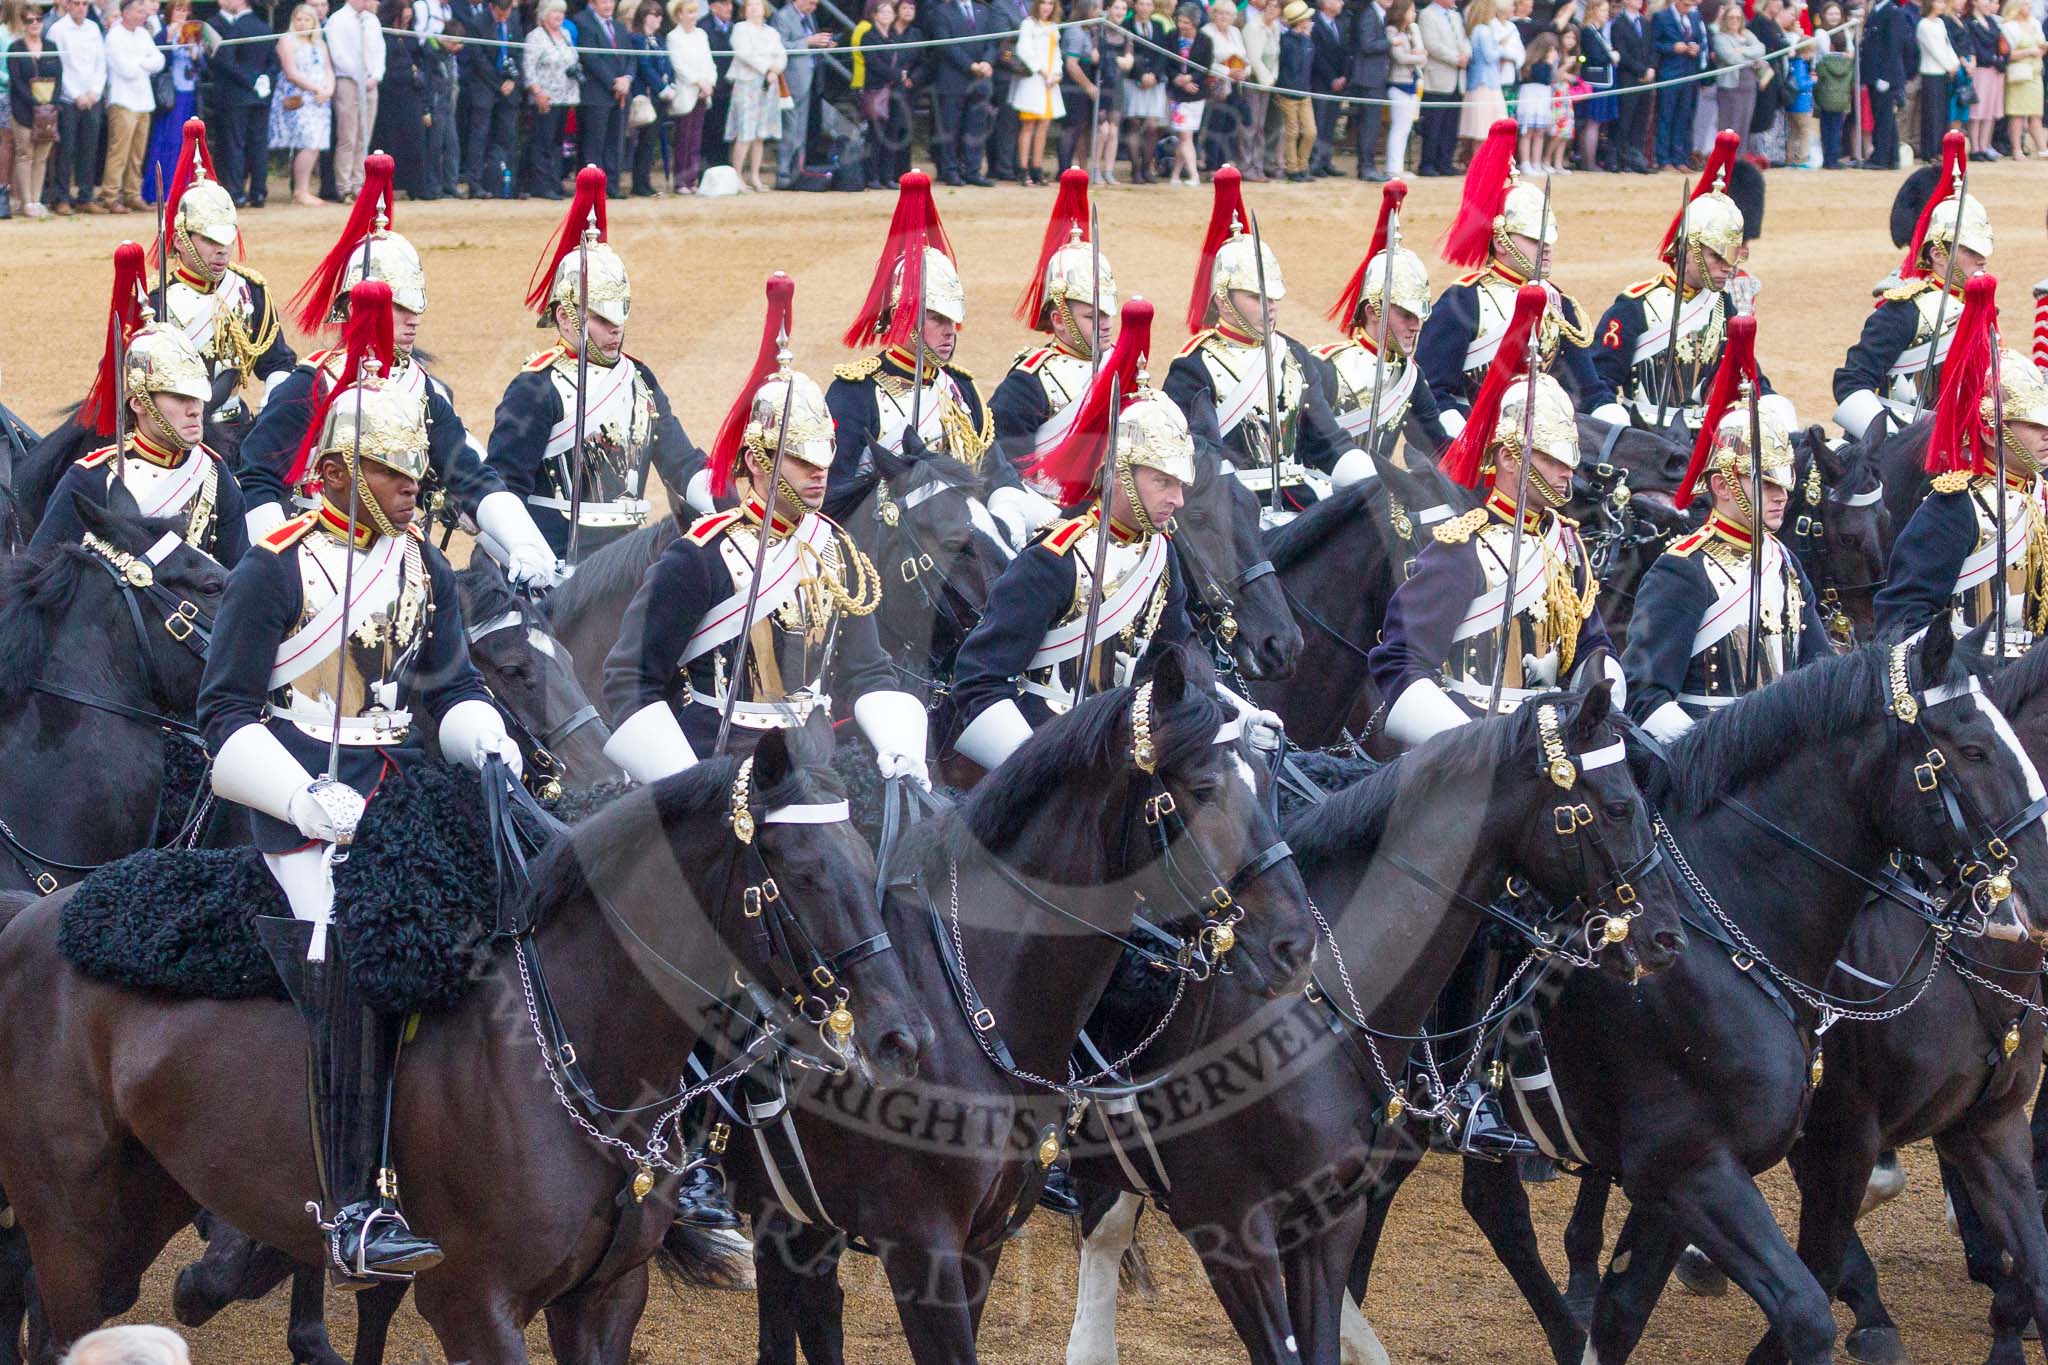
top-left (0, 724), bottom-right (931, 1363)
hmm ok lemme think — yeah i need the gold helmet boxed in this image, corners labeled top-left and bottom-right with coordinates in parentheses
top-left (338, 226), bottom-right (428, 319)
top-left (1994, 350), bottom-right (2048, 430)
top-left (1042, 230), bottom-right (1118, 321)
top-left (1495, 371), bottom-right (1580, 470)
top-left (1211, 222), bottom-right (1286, 306)
top-left (1118, 385), bottom-right (1198, 491)
top-left (892, 245), bottom-right (967, 326)
top-left (175, 176), bottom-right (239, 252)
top-left (1498, 179), bottom-right (1559, 251)
top-left (124, 309), bottom-right (213, 405)
top-left (1019, 171), bottom-right (1115, 350)
top-left (320, 364), bottom-right (431, 485)
top-left (745, 372), bottom-right (837, 474)
top-left (549, 235), bottom-right (632, 328)
top-left (1705, 403), bottom-right (1797, 493)
top-left (1684, 188), bottom-right (1746, 270)
top-left (1357, 247), bottom-right (1433, 321)
top-left (1924, 192), bottom-right (1996, 264)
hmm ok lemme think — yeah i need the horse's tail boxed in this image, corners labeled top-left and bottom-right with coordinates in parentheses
top-left (653, 1222), bottom-right (754, 1294)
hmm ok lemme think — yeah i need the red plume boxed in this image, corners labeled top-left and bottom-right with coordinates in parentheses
top-left (1329, 179), bottom-right (1410, 326)
top-left (1438, 284), bottom-right (1547, 489)
top-left (842, 171), bottom-right (955, 350)
top-left (1659, 129), bottom-right (1740, 264)
top-left (524, 165), bottom-right (612, 316)
top-left (1440, 120), bottom-right (1518, 269)
top-left (285, 281), bottom-right (397, 489)
top-left (1672, 314), bottom-right (1759, 511)
top-left (288, 152), bottom-right (396, 332)
top-left (154, 118), bottom-right (239, 269)
top-left (1901, 131), bottom-right (1970, 282)
top-left (709, 274), bottom-right (798, 501)
top-left (81, 242), bottom-right (150, 437)
top-left (1925, 274), bottom-right (2001, 478)
top-left (1186, 167), bottom-right (1247, 334)
top-left (1023, 298), bottom-right (1154, 506)
top-left (1016, 167), bottom-right (1092, 327)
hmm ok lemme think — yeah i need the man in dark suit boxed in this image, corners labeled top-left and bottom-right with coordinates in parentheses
top-left (925, 0), bottom-right (995, 185)
top-left (1348, 0), bottom-right (1390, 179)
top-left (702, 0), bottom-right (735, 169)
top-left (1309, 0), bottom-right (1347, 175)
top-left (984, 0), bottom-right (1024, 180)
top-left (1860, 0), bottom-right (1915, 169)
top-left (204, 0), bottom-right (274, 207)
top-left (459, 0), bottom-right (521, 197)
top-left (576, 0), bottom-right (635, 180)
top-left (1609, 0), bottom-right (1653, 172)
top-left (1650, 0), bottom-right (1706, 170)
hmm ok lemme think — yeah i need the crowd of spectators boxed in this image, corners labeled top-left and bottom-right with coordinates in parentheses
top-left (0, 0), bottom-right (2039, 220)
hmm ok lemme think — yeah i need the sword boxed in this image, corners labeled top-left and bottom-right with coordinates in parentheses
top-left (713, 321), bottom-right (799, 759)
top-left (1249, 211), bottom-right (1283, 519)
top-left (1361, 213), bottom-right (1400, 461)
top-left (1907, 156), bottom-right (1971, 426)
top-left (1993, 327), bottom-right (2008, 659)
top-left (908, 238), bottom-right (929, 455)
top-left (154, 163), bottom-right (168, 313)
top-left (1654, 175), bottom-right (1691, 434)
top-left (1072, 371), bottom-right (1124, 710)
top-left (1744, 376), bottom-right (1764, 690)
top-left (1088, 203), bottom-right (1103, 379)
top-left (1486, 173), bottom-right (1553, 715)
top-left (112, 285), bottom-right (129, 487)
top-left (324, 230), bottom-right (380, 788)
top-left (567, 214), bottom-right (596, 569)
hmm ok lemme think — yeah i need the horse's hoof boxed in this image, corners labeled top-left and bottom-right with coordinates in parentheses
top-left (1673, 1246), bottom-right (1729, 1298)
top-left (1844, 1326), bottom-right (1909, 1364)
top-left (171, 1265), bottom-right (220, 1329)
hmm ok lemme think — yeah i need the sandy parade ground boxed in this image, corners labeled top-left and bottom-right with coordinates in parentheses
top-left (3, 163), bottom-right (2046, 1361)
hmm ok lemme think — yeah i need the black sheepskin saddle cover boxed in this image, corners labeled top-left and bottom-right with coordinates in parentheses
top-left (59, 762), bottom-right (501, 1014)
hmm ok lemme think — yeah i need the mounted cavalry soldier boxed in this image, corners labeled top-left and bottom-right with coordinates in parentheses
top-left (239, 154), bottom-right (557, 590)
top-left (34, 241), bottom-right (251, 566)
top-left (600, 276), bottom-right (930, 1228)
top-left (149, 118), bottom-right (296, 459)
top-left (1369, 283), bottom-right (1622, 747)
top-left (1834, 133), bottom-right (1994, 445)
top-left (824, 171), bottom-right (995, 523)
top-left (1874, 275), bottom-right (2048, 654)
top-left (1414, 120), bottom-right (1600, 437)
top-left (990, 167), bottom-right (1113, 548)
top-left (1313, 179), bottom-right (1451, 459)
top-left (948, 298), bottom-right (1195, 771)
top-left (1165, 167), bottom-right (1375, 516)
top-left (1621, 315), bottom-right (1831, 743)
top-left (1587, 132), bottom-right (1773, 439)
top-left (196, 280), bottom-right (521, 1285)
top-left (487, 166), bottom-right (700, 562)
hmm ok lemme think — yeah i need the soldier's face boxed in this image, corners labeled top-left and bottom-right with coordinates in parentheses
top-left (1932, 244), bottom-right (1989, 280)
top-left (183, 234), bottom-right (231, 277)
top-left (1504, 233), bottom-right (1550, 275)
top-left (921, 311), bottom-right (959, 362)
top-left (1366, 303), bottom-right (1422, 353)
top-left (142, 391), bottom-right (204, 446)
top-left (1129, 466), bottom-right (1186, 526)
top-left (572, 311), bottom-right (625, 363)
top-left (1710, 473), bottom-right (1789, 530)
top-left (394, 306), bottom-right (421, 352)
top-left (1228, 288), bottom-right (1278, 333)
top-left (2011, 422), bottom-right (2048, 471)
top-left (1691, 245), bottom-right (1734, 292)
top-left (756, 457), bottom-right (828, 514)
top-left (1064, 300), bottom-right (1113, 354)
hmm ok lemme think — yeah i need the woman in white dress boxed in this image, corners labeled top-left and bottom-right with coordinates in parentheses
top-left (1010, 0), bottom-right (1065, 182)
top-left (725, 0), bottom-right (785, 191)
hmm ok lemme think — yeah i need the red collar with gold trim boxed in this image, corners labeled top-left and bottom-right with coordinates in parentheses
top-left (1484, 490), bottom-right (1546, 535)
top-left (317, 501), bottom-right (381, 550)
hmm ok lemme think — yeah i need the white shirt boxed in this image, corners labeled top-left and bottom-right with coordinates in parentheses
top-left (324, 5), bottom-right (385, 83)
top-left (103, 20), bottom-right (163, 111)
top-left (1202, 21), bottom-right (1248, 80)
top-left (411, 0), bottom-right (450, 37)
top-left (1917, 13), bottom-right (1959, 74)
top-left (46, 12), bottom-right (107, 101)
top-left (665, 24), bottom-right (715, 107)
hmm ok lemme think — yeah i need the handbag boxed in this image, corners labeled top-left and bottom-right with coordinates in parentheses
top-left (629, 91), bottom-right (657, 126)
top-left (151, 63), bottom-right (176, 112)
top-left (30, 101), bottom-right (58, 144)
top-left (282, 91), bottom-right (304, 110)
top-left (776, 72), bottom-right (794, 110)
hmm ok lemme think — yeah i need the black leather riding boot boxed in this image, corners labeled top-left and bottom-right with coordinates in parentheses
top-left (675, 1104), bottom-right (741, 1231)
top-left (1450, 1079), bottom-right (1539, 1162)
top-left (1036, 1164), bottom-right (1083, 1217)
top-left (257, 917), bottom-right (444, 1286)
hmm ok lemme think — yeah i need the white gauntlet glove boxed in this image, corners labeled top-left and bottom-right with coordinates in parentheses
top-left (245, 500), bottom-right (288, 542)
top-left (439, 698), bottom-right (525, 779)
top-left (1522, 648), bottom-right (1561, 688)
top-left (988, 485), bottom-right (1059, 548)
top-left (856, 691), bottom-right (932, 790)
top-left (476, 490), bottom-right (560, 591)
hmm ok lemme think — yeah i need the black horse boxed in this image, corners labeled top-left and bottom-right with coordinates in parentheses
top-left (0, 499), bottom-right (225, 896)
top-left (0, 401), bottom-right (40, 552)
top-left (1348, 620), bottom-right (2048, 1365)
top-left (1061, 675), bottom-right (1688, 1365)
top-left (731, 645), bottom-right (1317, 1364)
top-left (1785, 426), bottom-right (1894, 647)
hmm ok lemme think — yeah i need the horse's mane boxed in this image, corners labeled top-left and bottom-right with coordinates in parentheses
top-left (1286, 704), bottom-right (1535, 868)
top-left (1666, 642), bottom-right (1914, 814)
top-left (520, 731), bottom-right (844, 920)
top-left (14, 417), bottom-right (93, 531)
top-left (1267, 482), bottom-right (1377, 572)
top-left (456, 555), bottom-right (526, 629)
top-left (895, 448), bottom-right (983, 495)
top-left (0, 509), bottom-right (180, 708)
top-left (543, 517), bottom-right (678, 629)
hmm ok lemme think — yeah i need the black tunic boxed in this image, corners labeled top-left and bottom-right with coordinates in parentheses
top-left (32, 445), bottom-right (251, 568)
top-left (1414, 272), bottom-right (1605, 419)
top-left (823, 350), bottom-right (998, 522)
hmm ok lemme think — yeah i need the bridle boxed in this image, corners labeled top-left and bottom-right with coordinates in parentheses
top-left (927, 686), bottom-right (1295, 1098)
top-left (464, 607), bottom-right (603, 800)
top-left (0, 532), bottom-right (217, 893)
top-left (873, 465), bottom-right (997, 652)
top-left (1784, 444), bottom-right (1887, 643)
top-left (1173, 511), bottom-right (1277, 685)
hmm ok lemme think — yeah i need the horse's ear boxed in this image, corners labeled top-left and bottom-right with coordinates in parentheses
top-left (1809, 428), bottom-right (1847, 483)
top-left (871, 441), bottom-right (916, 484)
top-left (1150, 644), bottom-right (1191, 712)
top-left (753, 727), bottom-right (793, 792)
top-left (1569, 678), bottom-right (1614, 738)
top-left (69, 489), bottom-right (120, 538)
top-left (1918, 613), bottom-right (1957, 685)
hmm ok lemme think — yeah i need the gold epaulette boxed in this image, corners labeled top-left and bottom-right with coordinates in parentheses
top-left (231, 263), bottom-right (266, 288)
top-left (1178, 329), bottom-right (1216, 359)
top-left (1883, 278), bottom-right (1936, 304)
top-left (1623, 277), bottom-right (1662, 299)
top-left (684, 508), bottom-right (744, 546)
top-left (1433, 507), bottom-right (1490, 545)
top-left (1666, 528), bottom-right (1709, 558)
top-left (1931, 469), bottom-right (1973, 494)
top-left (946, 359), bottom-right (974, 381)
top-left (834, 355), bottom-right (884, 382)
top-left (77, 445), bottom-right (116, 469)
top-left (1454, 270), bottom-right (1487, 287)
top-left (259, 511), bottom-right (319, 553)
top-left (523, 344), bottom-right (569, 374)
top-left (1044, 513), bottom-right (1095, 556)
